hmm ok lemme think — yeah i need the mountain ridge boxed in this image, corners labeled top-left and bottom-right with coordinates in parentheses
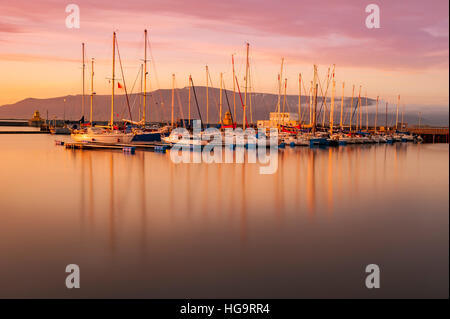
top-left (0, 86), bottom-right (374, 124)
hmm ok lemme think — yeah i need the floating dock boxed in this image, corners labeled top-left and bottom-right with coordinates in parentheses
top-left (0, 131), bottom-right (50, 134)
top-left (63, 141), bottom-right (169, 153)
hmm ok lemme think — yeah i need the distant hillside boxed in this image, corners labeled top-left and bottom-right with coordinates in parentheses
top-left (0, 87), bottom-right (373, 124)
top-left (2, 88), bottom-right (447, 126)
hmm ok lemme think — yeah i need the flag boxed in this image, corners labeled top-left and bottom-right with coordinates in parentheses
top-left (118, 82), bottom-right (123, 89)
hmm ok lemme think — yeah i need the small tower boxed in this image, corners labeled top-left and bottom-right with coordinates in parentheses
top-left (223, 111), bottom-right (233, 126)
top-left (28, 110), bottom-right (44, 127)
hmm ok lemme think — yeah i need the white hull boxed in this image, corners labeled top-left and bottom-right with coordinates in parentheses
top-left (401, 134), bottom-right (415, 142)
top-left (340, 137), bottom-right (356, 144)
top-left (393, 134), bottom-right (403, 142)
top-left (162, 134), bottom-right (207, 146)
top-left (292, 137), bottom-right (311, 146)
top-left (71, 128), bottom-right (134, 144)
top-left (371, 135), bottom-right (384, 143)
top-left (359, 137), bottom-right (371, 143)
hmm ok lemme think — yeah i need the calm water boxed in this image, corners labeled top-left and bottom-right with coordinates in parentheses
top-left (0, 129), bottom-right (448, 298)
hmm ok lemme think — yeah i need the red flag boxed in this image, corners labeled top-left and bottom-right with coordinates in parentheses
top-left (118, 82), bottom-right (123, 89)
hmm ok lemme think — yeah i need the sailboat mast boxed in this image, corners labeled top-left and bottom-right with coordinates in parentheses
top-left (401, 104), bottom-right (404, 130)
top-left (385, 102), bottom-right (388, 131)
top-left (322, 67), bottom-right (330, 128)
top-left (312, 65), bottom-right (317, 130)
top-left (283, 78), bottom-right (287, 113)
top-left (277, 74), bottom-right (281, 109)
top-left (90, 58), bottom-right (94, 125)
top-left (375, 96), bottom-right (379, 133)
top-left (365, 92), bottom-right (368, 131)
top-left (171, 74), bottom-right (175, 127)
top-left (349, 85), bottom-right (354, 132)
top-left (330, 74), bottom-right (335, 134)
top-left (309, 81), bottom-right (313, 125)
top-left (219, 72), bottom-right (223, 125)
top-left (396, 94), bottom-right (400, 130)
top-left (81, 43), bottom-right (86, 117)
top-left (139, 64), bottom-right (143, 120)
top-left (277, 58), bottom-right (284, 116)
top-left (311, 65), bottom-right (318, 134)
top-left (110, 33), bottom-right (116, 127)
top-left (328, 65), bottom-right (335, 129)
top-left (143, 29), bottom-right (148, 125)
top-left (244, 42), bottom-right (249, 130)
top-left (188, 75), bottom-right (192, 123)
top-left (82, 43), bottom-right (85, 120)
top-left (298, 74), bottom-right (301, 125)
top-left (249, 70), bottom-right (253, 124)
top-left (232, 54), bottom-right (236, 127)
top-left (206, 65), bottom-right (209, 125)
top-left (360, 87), bottom-right (363, 130)
top-left (357, 85), bottom-right (362, 130)
top-left (312, 83), bottom-right (318, 135)
top-left (340, 82), bottom-right (345, 130)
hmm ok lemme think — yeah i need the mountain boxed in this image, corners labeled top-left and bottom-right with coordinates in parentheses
top-left (0, 87), bottom-right (372, 124)
top-left (0, 87), bottom-right (446, 126)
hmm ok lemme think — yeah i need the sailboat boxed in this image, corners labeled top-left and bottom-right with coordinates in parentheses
top-left (71, 32), bottom-right (134, 143)
top-left (162, 130), bottom-right (208, 146)
top-left (162, 74), bottom-right (200, 146)
top-left (131, 29), bottom-right (169, 142)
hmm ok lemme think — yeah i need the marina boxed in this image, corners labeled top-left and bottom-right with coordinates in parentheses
top-left (0, 0), bottom-right (448, 302)
top-left (22, 31), bottom-right (441, 153)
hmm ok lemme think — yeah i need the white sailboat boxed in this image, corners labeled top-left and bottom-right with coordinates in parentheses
top-left (131, 29), bottom-right (169, 142)
top-left (71, 32), bottom-right (134, 144)
top-left (290, 134), bottom-right (312, 146)
top-left (162, 131), bottom-right (207, 146)
top-left (72, 126), bottom-right (134, 143)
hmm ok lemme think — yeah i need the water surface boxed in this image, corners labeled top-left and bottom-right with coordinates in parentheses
top-left (0, 129), bottom-right (448, 298)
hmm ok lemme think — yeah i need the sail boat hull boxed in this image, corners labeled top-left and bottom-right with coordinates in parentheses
top-left (132, 125), bottom-right (170, 142)
top-left (71, 128), bottom-right (134, 143)
top-left (132, 132), bottom-right (162, 142)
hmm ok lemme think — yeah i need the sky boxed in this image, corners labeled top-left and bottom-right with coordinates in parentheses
top-left (0, 0), bottom-right (448, 107)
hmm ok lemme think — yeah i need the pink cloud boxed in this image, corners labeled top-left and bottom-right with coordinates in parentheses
top-left (0, 0), bottom-right (448, 106)
top-left (0, 0), bottom-right (447, 70)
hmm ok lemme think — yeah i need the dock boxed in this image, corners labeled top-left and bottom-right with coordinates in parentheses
top-left (63, 141), bottom-right (169, 153)
top-left (0, 120), bottom-right (28, 127)
top-left (0, 131), bottom-right (50, 134)
top-left (407, 127), bottom-right (449, 143)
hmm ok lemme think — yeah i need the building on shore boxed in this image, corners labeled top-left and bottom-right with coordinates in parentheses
top-left (28, 110), bottom-right (44, 127)
top-left (257, 112), bottom-right (299, 129)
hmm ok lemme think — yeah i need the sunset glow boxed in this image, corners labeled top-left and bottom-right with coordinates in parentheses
top-left (0, 0), bottom-right (448, 106)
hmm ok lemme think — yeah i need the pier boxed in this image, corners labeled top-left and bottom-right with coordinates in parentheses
top-left (0, 130), bottom-right (50, 134)
top-left (0, 120), bottom-right (28, 127)
top-left (63, 141), bottom-right (169, 153)
top-left (406, 127), bottom-right (449, 143)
